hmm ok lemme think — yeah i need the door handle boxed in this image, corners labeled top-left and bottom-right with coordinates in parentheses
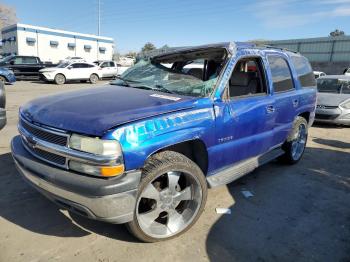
top-left (266, 105), bottom-right (275, 114)
top-left (293, 99), bottom-right (299, 107)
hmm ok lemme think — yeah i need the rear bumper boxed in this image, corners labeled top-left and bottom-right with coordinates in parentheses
top-left (0, 108), bottom-right (6, 130)
top-left (11, 135), bottom-right (141, 224)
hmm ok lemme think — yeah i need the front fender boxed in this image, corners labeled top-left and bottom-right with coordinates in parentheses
top-left (104, 107), bottom-right (215, 171)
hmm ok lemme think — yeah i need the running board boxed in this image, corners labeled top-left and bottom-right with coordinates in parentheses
top-left (207, 148), bottom-right (285, 188)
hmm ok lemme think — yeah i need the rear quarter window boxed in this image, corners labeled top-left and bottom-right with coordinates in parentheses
top-left (267, 55), bottom-right (294, 92)
top-left (291, 56), bottom-right (316, 88)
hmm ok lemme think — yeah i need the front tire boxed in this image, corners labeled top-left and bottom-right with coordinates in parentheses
top-left (89, 74), bottom-right (99, 84)
top-left (127, 151), bottom-right (207, 242)
top-left (54, 74), bottom-right (66, 85)
top-left (280, 116), bottom-right (308, 164)
top-left (0, 76), bottom-right (6, 85)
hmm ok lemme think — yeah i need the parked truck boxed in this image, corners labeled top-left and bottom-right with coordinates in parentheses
top-left (0, 55), bottom-right (56, 80)
top-left (11, 42), bottom-right (317, 242)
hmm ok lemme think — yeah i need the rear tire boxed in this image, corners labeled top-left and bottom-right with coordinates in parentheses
top-left (89, 74), bottom-right (99, 84)
top-left (280, 116), bottom-right (308, 164)
top-left (127, 151), bottom-right (207, 242)
top-left (54, 74), bottom-right (66, 85)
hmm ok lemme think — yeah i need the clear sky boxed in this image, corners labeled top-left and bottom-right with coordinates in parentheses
top-left (4, 0), bottom-right (350, 53)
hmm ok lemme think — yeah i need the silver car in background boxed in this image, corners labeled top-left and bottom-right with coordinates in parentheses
top-left (315, 75), bottom-right (350, 125)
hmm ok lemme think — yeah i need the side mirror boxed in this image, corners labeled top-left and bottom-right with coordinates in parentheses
top-left (9, 61), bottom-right (15, 65)
top-left (67, 66), bottom-right (72, 70)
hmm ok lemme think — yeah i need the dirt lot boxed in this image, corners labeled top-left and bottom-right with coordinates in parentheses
top-left (0, 81), bottom-right (349, 262)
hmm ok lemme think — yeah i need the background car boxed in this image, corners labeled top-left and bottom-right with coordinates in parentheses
top-left (0, 55), bottom-right (56, 80)
top-left (94, 60), bottom-right (119, 78)
top-left (39, 62), bottom-right (102, 85)
top-left (315, 75), bottom-right (350, 125)
top-left (59, 57), bottom-right (86, 64)
top-left (0, 67), bottom-right (16, 85)
top-left (94, 60), bottom-right (130, 77)
top-left (0, 81), bottom-right (6, 130)
top-left (314, 71), bottom-right (326, 79)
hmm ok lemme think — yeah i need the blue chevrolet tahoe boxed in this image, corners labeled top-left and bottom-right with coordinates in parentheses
top-left (11, 42), bottom-right (316, 242)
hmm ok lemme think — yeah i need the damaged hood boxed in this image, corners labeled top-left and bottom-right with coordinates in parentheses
top-left (21, 85), bottom-right (198, 136)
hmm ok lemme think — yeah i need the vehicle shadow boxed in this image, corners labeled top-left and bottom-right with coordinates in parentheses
top-left (205, 147), bottom-right (350, 262)
top-left (0, 152), bottom-right (137, 242)
top-left (312, 122), bottom-right (348, 129)
top-left (313, 138), bottom-right (350, 149)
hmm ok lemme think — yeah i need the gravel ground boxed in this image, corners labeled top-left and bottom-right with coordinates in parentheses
top-left (0, 81), bottom-right (349, 262)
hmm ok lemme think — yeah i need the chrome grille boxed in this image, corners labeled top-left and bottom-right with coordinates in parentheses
top-left (30, 147), bottom-right (66, 166)
top-left (20, 118), bottom-right (68, 146)
top-left (19, 116), bottom-right (69, 168)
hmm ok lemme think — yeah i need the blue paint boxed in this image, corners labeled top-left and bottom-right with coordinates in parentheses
top-left (20, 42), bottom-right (316, 176)
top-left (0, 67), bottom-right (16, 83)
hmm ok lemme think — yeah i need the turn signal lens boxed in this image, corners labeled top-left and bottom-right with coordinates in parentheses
top-left (100, 165), bottom-right (125, 177)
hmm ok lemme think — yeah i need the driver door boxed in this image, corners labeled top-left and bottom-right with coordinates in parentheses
top-left (213, 56), bottom-right (276, 170)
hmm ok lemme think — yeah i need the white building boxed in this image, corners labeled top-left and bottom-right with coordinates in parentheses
top-left (1, 23), bottom-right (114, 63)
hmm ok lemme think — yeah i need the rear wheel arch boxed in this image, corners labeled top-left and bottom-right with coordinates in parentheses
top-left (298, 111), bottom-right (310, 123)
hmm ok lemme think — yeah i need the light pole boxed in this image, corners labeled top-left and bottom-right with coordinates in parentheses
top-left (97, 0), bottom-right (101, 36)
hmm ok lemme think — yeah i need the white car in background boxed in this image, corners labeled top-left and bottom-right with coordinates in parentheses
top-left (39, 62), bottom-right (102, 85)
top-left (314, 71), bottom-right (326, 79)
top-left (59, 56), bottom-right (86, 64)
top-left (94, 60), bottom-right (129, 78)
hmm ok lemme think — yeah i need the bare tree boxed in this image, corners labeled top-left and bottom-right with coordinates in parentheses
top-left (330, 29), bottom-right (345, 37)
top-left (0, 3), bottom-right (17, 30)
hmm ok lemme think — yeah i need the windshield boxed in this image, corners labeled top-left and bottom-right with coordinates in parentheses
top-left (0, 55), bottom-right (13, 64)
top-left (110, 56), bottom-right (224, 97)
top-left (317, 78), bottom-right (350, 94)
top-left (57, 62), bottom-right (70, 68)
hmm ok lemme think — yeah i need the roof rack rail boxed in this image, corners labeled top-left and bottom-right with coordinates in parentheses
top-left (255, 44), bottom-right (299, 54)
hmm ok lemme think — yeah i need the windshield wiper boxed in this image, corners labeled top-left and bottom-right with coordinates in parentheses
top-left (112, 76), bottom-right (140, 87)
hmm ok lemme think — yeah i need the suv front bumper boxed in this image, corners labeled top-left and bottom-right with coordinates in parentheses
top-left (11, 135), bottom-right (141, 224)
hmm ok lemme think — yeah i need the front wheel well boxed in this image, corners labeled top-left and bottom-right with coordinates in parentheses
top-left (150, 139), bottom-right (209, 175)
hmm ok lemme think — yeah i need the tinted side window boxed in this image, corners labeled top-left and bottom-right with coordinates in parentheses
top-left (291, 56), bottom-right (316, 88)
top-left (23, 57), bottom-right (38, 64)
top-left (72, 63), bottom-right (85, 68)
top-left (268, 56), bottom-right (294, 92)
top-left (14, 57), bottom-right (23, 64)
top-left (86, 64), bottom-right (95, 68)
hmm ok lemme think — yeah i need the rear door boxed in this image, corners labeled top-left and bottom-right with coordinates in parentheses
top-left (266, 54), bottom-right (299, 146)
top-left (22, 57), bottom-right (41, 78)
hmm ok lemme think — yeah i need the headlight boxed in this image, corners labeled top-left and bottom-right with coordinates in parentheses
top-left (69, 134), bottom-right (124, 177)
top-left (340, 99), bottom-right (350, 109)
top-left (69, 134), bottom-right (122, 156)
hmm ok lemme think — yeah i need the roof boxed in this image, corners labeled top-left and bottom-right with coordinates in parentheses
top-left (137, 41), bottom-right (299, 61)
top-left (1, 23), bottom-right (113, 42)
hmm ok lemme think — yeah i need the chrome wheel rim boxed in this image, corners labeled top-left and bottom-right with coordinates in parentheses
top-left (136, 171), bottom-right (202, 239)
top-left (291, 123), bottom-right (307, 161)
top-left (56, 75), bottom-right (64, 84)
top-left (90, 75), bottom-right (98, 83)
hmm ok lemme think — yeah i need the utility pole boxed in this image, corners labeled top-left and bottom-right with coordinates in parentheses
top-left (97, 0), bottom-right (101, 36)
